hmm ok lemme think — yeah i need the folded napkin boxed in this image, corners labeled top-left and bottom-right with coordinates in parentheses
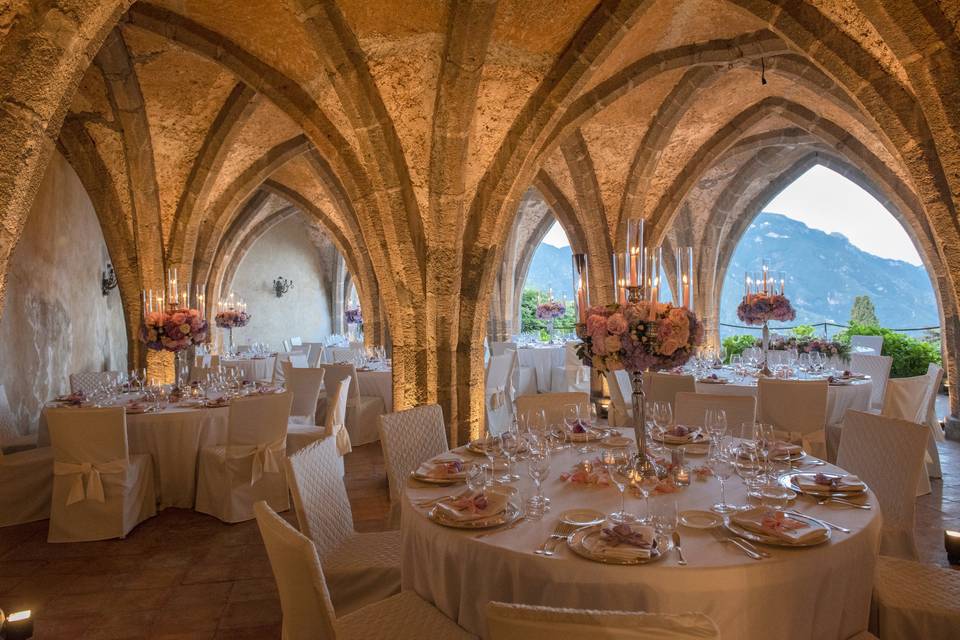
top-left (698, 374), bottom-right (728, 384)
top-left (435, 490), bottom-right (508, 522)
top-left (795, 472), bottom-right (865, 493)
top-left (415, 457), bottom-right (466, 480)
top-left (660, 425), bottom-right (703, 444)
top-left (770, 441), bottom-right (802, 458)
top-left (733, 507), bottom-right (827, 544)
top-left (584, 523), bottom-right (656, 561)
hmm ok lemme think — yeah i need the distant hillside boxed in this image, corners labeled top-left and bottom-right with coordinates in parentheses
top-left (721, 212), bottom-right (938, 332)
top-left (523, 213), bottom-right (939, 333)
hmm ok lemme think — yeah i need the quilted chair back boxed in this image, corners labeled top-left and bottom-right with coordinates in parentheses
top-left (69, 371), bottom-right (121, 396)
top-left (227, 392), bottom-right (292, 447)
top-left (379, 404), bottom-right (449, 504)
top-left (285, 439), bottom-right (354, 555)
top-left (837, 410), bottom-right (928, 559)
top-left (254, 501), bottom-right (338, 640)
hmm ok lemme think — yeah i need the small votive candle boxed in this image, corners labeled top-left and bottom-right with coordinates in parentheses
top-left (5, 609), bottom-right (33, 640)
top-left (946, 530), bottom-right (960, 565)
top-left (672, 448), bottom-right (690, 486)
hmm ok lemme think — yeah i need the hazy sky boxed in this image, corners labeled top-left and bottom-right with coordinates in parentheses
top-left (540, 164), bottom-right (922, 266)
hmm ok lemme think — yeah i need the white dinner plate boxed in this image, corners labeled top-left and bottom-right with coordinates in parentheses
top-left (601, 436), bottom-right (632, 448)
top-left (725, 512), bottom-right (831, 547)
top-left (567, 525), bottom-right (671, 565)
top-left (559, 509), bottom-right (606, 527)
top-left (679, 510), bottom-right (722, 529)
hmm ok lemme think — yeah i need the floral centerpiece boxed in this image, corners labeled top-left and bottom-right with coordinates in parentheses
top-left (214, 308), bottom-right (251, 329)
top-left (736, 293), bottom-right (796, 325)
top-left (344, 307), bottom-right (362, 325)
top-left (536, 300), bottom-right (566, 340)
top-left (762, 336), bottom-right (850, 362)
top-left (140, 308), bottom-right (207, 352)
top-left (575, 301), bottom-right (703, 373)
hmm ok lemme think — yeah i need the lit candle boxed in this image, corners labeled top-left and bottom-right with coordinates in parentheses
top-left (682, 273), bottom-right (690, 309)
top-left (626, 218), bottom-right (644, 288)
top-left (762, 264), bottom-right (768, 294)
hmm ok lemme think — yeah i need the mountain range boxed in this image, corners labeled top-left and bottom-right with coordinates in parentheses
top-left (524, 212), bottom-right (939, 333)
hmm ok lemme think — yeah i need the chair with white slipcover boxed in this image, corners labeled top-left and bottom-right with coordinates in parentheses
top-left (290, 336), bottom-right (302, 347)
top-left (919, 363), bottom-right (945, 481)
top-left (288, 379), bottom-right (350, 475)
top-left (330, 346), bottom-right (362, 364)
top-left (880, 373), bottom-right (935, 495)
top-left (45, 406), bottom-right (155, 542)
top-left (283, 364), bottom-right (325, 454)
top-left (254, 500), bottom-right (474, 640)
top-left (837, 410), bottom-right (928, 559)
top-left (757, 378), bottom-right (828, 459)
top-left (379, 404), bottom-right (449, 528)
top-left (272, 352), bottom-right (294, 384)
top-left (285, 439), bottom-right (401, 616)
top-left (304, 342), bottom-right (326, 368)
top-left (675, 392), bottom-right (756, 433)
top-left (68, 371), bottom-right (122, 396)
top-left (849, 353), bottom-right (892, 411)
top-left (516, 392), bottom-right (590, 427)
top-left (550, 343), bottom-right (591, 394)
top-left (0, 445), bottom-right (53, 527)
top-left (485, 353), bottom-right (515, 436)
top-left (491, 341), bottom-right (537, 397)
top-left (645, 372), bottom-right (696, 408)
top-left (851, 335), bottom-right (883, 355)
top-left (195, 392), bottom-right (292, 523)
top-left (319, 364), bottom-right (384, 446)
top-left (486, 602), bottom-right (720, 640)
top-left (0, 384), bottom-right (36, 453)
top-left (282, 339), bottom-right (292, 353)
top-left (606, 370), bottom-right (634, 428)
top-left (872, 555), bottom-right (960, 639)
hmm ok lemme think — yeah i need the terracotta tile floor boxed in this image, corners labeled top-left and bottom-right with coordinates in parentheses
top-left (1, 438), bottom-right (955, 639)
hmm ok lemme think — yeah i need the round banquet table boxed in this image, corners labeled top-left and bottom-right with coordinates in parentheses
top-left (689, 371), bottom-right (872, 425)
top-left (401, 437), bottom-right (881, 639)
top-left (515, 345), bottom-right (565, 393)
top-left (220, 356), bottom-right (275, 382)
top-left (40, 403), bottom-right (230, 510)
top-left (357, 366), bottom-right (392, 412)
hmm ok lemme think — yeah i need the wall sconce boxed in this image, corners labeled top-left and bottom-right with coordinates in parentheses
top-left (101, 263), bottom-right (118, 296)
top-left (273, 277), bottom-right (294, 298)
top-left (4, 609), bottom-right (33, 639)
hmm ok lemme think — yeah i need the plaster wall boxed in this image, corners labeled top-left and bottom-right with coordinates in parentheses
top-left (226, 215), bottom-right (333, 349)
top-left (0, 151), bottom-right (127, 435)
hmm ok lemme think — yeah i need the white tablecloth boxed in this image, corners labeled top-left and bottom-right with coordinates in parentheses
top-left (40, 404), bottom-right (230, 509)
top-left (516, 346), bottom-right (565, 393)
top-left (693, 374), bottom-right (872, 425)
top-left (220, 356), bottom-right (275, 382)
top-left (402, 438), bottom-right (881, 639)
top-left (357, 368), bottom-right (392, 412)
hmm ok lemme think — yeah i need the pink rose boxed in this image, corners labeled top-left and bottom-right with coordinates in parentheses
top-left (586, 314), bottom-right (608, 335)
top-left (606, 313), bottom-right (628, 335)
top-left (660, 338), bottom-right (682, 356)
top-left (604, 334), bottom-right (622, 354)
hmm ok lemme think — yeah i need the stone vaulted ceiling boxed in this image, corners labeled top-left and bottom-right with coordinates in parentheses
top-left (1, 0), bottom-right (960, 441)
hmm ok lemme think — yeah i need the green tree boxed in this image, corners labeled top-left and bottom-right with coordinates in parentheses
top-left (849, 295), bottom-right (879, 327)
top-left (791, 324), bottom-right (816, 339)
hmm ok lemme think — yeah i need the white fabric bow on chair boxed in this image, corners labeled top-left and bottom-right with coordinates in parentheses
top-left (54, 459), bottom-right (128, 505)
top-left (331, 422), bottom-right (352, 456)
top-left (228, 437), bottom-right (287, 485)
top-left (488, 386), bottom-right (506, 410)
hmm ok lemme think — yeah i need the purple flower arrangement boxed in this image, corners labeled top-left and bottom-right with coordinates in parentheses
top-left (760, 336), bottom-right (850, 361)
top-left (576, 301), bottom-right (704, 373)
top-left (214, 308), bottom-right (251, 329)
top-left (345, 307), bottom-right (363, 325)
top-left (140, 308), bottom-right (208, 352)
top-left (535, 300), bottom-right (566, 320)
top-left (736, 293), bottom-right (796, 325)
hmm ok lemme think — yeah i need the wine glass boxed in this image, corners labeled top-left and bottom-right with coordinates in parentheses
top-left (603, 448), bottom-right (635, 524)
top-left (708, 442), bottom-right (737, 514)
top-left (465, 462), bottom-right (485, 495)
top-left (500, 430), bottom-right (520, 481)
top-left (729, 354), bottom-right (743, 374)
top-left (633, 467), bottom-right (661, 524)
top-left (652, 401), bottom-right (673, 435)
top-left (705, 408), bottom-right (727, 442)
top-left (483, 432), bottom-right (503, 485)
top-left (653, 499), bottom-right (679, 536)
top-left (526, 445), bottom-right (551, 516)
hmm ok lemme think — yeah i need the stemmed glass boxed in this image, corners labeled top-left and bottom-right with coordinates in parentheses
top-left (705, 408), bottom-right (727, 442)
top-left (603, 447), bottom-right (635, 524)
top-left (729, 354), bottom-right (743, 374)
top-left (500, 430), bottom-right (521, 481)
top-left (652, 401), bottom-right (672, 435)
top-left (465, 462), bottom-right (485, 496)
top-left (653, 499), bottom-right (679, 536)
top-left (483, 431), bottom-right (503, 485)
top-left (633, 466), bottom-right (661, 524)
top-left (708, 441), bottom-right (737, 514)
top-left (526, 439), bottom-right (551, 517)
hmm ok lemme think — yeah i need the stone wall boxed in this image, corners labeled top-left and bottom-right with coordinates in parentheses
top-left (225, 215), bottom-right (333, 350)
top-left (0, 152), bottom-right (127, 435)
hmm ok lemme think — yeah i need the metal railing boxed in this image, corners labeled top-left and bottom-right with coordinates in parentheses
top-left (718, 321), bottom-right (940, 340)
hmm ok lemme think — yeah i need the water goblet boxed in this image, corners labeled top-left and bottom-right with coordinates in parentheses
top-left (526, 447), bottom-right (551, 516)
top-left (633, 467), bottom-right (661, 524)
top-left (500, 431), bottom-right (521, 481)
top-left (653, 499), bottom-right (679, 536)
top-left (705, 408), bottom-right (727, 442)
top-left (483, 433), bottom-right (504, 484)
top-left (465, 462), bottom-right (485, 495)
top-left (708, 442), bottom-right (737, 514)
top-left (603, 449), bottom-right (635, 524)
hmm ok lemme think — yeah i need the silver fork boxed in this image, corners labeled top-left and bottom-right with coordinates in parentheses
top-left (535, 522), bottom-right (573, 556)
top-left (547, 522), bottom-right (578, 554)
top-left (816, 496), bottom-right (871, 509)
top-left (709, 528), bottom-right (766, 560)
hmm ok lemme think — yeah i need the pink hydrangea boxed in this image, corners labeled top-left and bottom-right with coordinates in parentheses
top-left (606, 313), bottom-right (628, 335)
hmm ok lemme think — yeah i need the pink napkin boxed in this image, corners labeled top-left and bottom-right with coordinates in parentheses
top-left (415, 458), bottom-right (466, 480)
top-left (733, 507), bottom-right (827, 544)
top-left (435, 491), bottom-right (507, 522)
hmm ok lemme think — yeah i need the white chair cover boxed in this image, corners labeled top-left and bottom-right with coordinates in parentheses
top-left (874, 556), bottom-right (960, 639)
top-left (284, 441), bottom-right (400, 616)
top-left (45, 406), bottom-right (156, 542)
top-left (606, 370), bottom-right (634, 428)
top-left (550, 344), bottom-right (591, 394)
top-left (290, 336), bottom-right (302, 346)
top-left (68, 371), bottom-right (121, 396)
top-left (330, 346), bottom-right (362, 363)
top-left (646, 373), bottom-right (696, 407)
top-left (492, 341), bottom-right (537, 396)
top-left (851, 335), bottom-right (883, 355)
top-left (485, 353), bottom-right (515, 436)
top-left (919, 364), bottom-right (945, 481)
top-left (674, 392), bottom-right (756, 432)
top-left (850, 354), bottom-right (892, 410)
top-left (325, 379), bottom-right (352, 456)
top-left (272, 352), bottom-right (294, 384)
top-left (837, 410), bottom-right (927, 559)
top-left (195, 392), bottom-right (292, 523)
top-left (282, 339), bottom-right (292, 353)
top-left (516, 392), bottom-right (590, 427)
top-left (379, 403), bottom-right (449, 527)
top-left (0, 384), bottom-right (36, 453)
top-left (757, 379), bottom-right (828, 458)
top-left (304, 342), bottom-right (326, 368)
top-left (881, 375), bottom-right (928, 422)
top-left (284, 365), bottom-right (327, 456)
top-left (486, 602), bottom-right (720, 639)
top-left (290, 353), bottom-right (309, 368)
top-left (320, 364), bottom-right (384, 445)
top-left (0, 446), bottom-right (53, 527)
top-left (255, 500), bottom-right (470, 640)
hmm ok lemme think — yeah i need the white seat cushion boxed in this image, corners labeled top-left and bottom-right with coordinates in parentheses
top-left (874, 556), bottom-right (960, 638)
top-left (337, 590), bottom-right (475, 640)
top-left (324, 530), bottom-right (401, 616)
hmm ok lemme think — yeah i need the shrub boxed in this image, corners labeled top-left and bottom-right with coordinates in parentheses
top-left (791, 324), bottom-right (816, 339)
top-left (722, 334), bottom-right (756, 362)
top-left (836, 323), bottom-right (942, 378)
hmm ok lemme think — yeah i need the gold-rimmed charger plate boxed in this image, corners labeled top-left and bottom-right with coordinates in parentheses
top-left (567, 525), bottom-right (672, 565)
top-left (427, 501), bottom-right (522, 530)
top-left (725, 512), bottom-right (831, 548)
top-left (653, 432), bottom-right (709, 446)
top-left (779, 472), bottom-right (867, 499)
top-left (409, 470), bottom-right (464, 485)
